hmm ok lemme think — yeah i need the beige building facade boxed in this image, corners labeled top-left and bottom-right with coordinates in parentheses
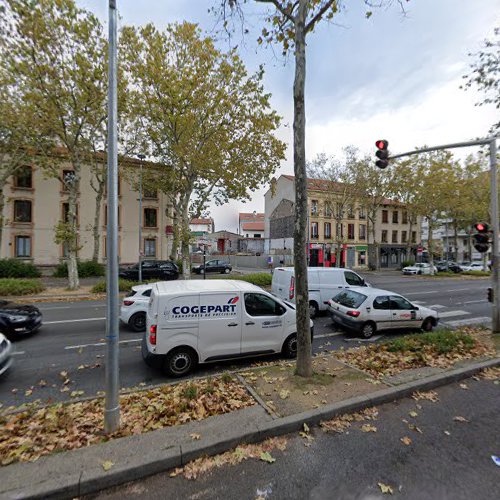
top-left (1, 156), bottom-right (174, 266)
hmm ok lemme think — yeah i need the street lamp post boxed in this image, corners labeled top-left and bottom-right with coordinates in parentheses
top-left (137, 154), bottom-right (145, 283)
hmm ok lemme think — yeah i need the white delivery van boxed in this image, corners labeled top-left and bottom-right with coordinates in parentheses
top-left (271, 267), bottom-right (369, 318)
top-left (142, 280), bottom-right (314, 377)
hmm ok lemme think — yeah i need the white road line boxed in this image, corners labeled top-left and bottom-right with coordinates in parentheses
top-left (11, 351), bottom-right (25, 356)
top-left (65, 338), bottom-right (141, 350)
top-left (314, 332), bottom-right (344, 339)
top-left (443, 317), bottom-right (491, 327)
top-left (463, 300), bottom-right (487, 304)
top-left (44, 317), bottom-right (106, 325)
top-left (427, 305), bottom-right (446, 309)
top-left (438, 310), bottom-right (471, 319)
top-left (403, 291), bottom-right (438, 296)
top-left (445, 288), bottom-right (475, 292)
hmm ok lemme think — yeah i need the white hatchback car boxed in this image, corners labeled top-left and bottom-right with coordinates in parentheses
top-left (120, 284), bottom-right (152, 332)
top-left (460, 262), bottom-right (487, 272)
top-left (402, 263), bottom-right (437, 275)
top-left (327, 287), bottom-right (439, 338)
top-left (0, 333), bottom-right (13, 376)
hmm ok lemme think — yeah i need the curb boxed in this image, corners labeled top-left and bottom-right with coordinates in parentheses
top-left (1, 357), bottom-right (499, 500)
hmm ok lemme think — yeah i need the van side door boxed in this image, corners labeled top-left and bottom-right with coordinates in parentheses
top-left (197, 292), bottom-right (242, 361)
top-left (241, 293), bottom-right (286, 354)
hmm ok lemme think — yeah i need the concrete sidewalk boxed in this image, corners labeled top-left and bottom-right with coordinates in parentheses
top-left (1, 357), bottom-right (499, 500)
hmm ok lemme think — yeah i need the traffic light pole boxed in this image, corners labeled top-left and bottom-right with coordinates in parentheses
top-left (387, 136), bottom-right (499, 334)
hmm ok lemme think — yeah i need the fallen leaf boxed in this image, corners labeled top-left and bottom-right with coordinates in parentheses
top-left (361, 424), bottom-right (377, 433)
top-left (259, 452), bottom-right (276, 463)
top-left (11, 388), bottom-right (18, 394)
top-left (102, 460), bottom-right (114, 471)
top-left (38, 380), bottom-right (47, 387)
top-left (459, 383), bottom-right (468, 390)
top-left (400, 436), bottom-right (412, 446)
top-left (453, 416), bottom-right (469, 423)
top-left (378, 482), bottom-right (394, 495)
top-left (24, 389), bottom-right (33, 397)
top-left (412, 391), bottom-right (439, 402)
top-left (408, 411), bottom-right (418, 418)
top-left (279, 389), bottom-right (290, 400)
top-left (70, 390), bottom-right (85, 398)
top-left (59, 371), bottom-right (68, 378)
top-left (303, 423), bottom-right (310, 434)
top-left (444, 430), bottom-right (451, 436)
top-left (190, 433), bottom-right (201, 441)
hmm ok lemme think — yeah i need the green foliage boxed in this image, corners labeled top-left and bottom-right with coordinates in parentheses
top-left (385, 329), bottom-right (476, 355)
top-left (401, 260), bottom-right (415, 269)
top-left (175, 259), bottom-right (183, 274)
top-left (53, 261), bottom-right (105, 278)
top-left (0, 259), bottom-right (41, 278)
top-left (91, 279), bottom-right (136, 294)
top-left (213, 272), bottom-right (272, 286)
top-left (463, 270), bottom-right (491, 277)
top-left (0, 278), bottom-right (45, 296)
top-left (221, 372), bottom-right (233, 384)
top-left (182, 384), bottom-right (198, 400)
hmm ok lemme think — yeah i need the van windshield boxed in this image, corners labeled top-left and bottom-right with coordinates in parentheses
top-left (331, 290), bottom-right (367, 308)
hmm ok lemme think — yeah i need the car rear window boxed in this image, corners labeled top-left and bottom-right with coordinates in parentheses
top-left (126, 290), bottom-right (137, 298)
top-left (332, 290), bottom-right (367, 308)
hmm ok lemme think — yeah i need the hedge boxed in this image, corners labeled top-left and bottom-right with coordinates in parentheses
top-left (53, 260), bottom-right (105, 278)
top-left (0, 278), bottom-right (45, 296)
top-left (214, 273), bottom-right (272, 287)
top-left (0, 259), bottom-right (41, 278)
top-left (91, 279), bottom-right (137, 293)
top-left (462, 270), bottom-right (491, 277)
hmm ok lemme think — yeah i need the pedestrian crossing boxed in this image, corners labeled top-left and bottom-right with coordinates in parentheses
top-left (412, 300), bottom-right (491, 328)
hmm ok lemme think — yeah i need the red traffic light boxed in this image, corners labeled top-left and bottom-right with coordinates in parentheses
top-left (375, 140), bottom-right (388, 150)
top-left (474, 223), bottom-right (489, 233)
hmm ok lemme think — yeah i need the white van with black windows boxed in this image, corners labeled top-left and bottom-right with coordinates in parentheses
top-left (271, 267), bottom-right (369, 318)
top-left (142, 280), bottom-right (314, 377)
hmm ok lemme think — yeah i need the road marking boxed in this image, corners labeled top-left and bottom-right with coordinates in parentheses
top-left (314, 332), bottom-right (344, 339)
top-left (403, 291), bottom-right (438, 296)
top-left (65, 338), bottom-right (141, 350)
top-left (443, 317), bottom-right (491, 327)
top-left (11, 351), bottom-right (25, 356)
top-left (445, 288), bottom-right (476, 292)
top-left (44, 317), bottom-right (106, 325)
top-left (438, 310), bottom-right (471, 319)
top-left (411, 301), bottom-right (426, 304)
top-left (40, 304), bottom-right (107, 311)
top-left (427, 304), bottom-right (446, 309)
top-left (463, 299), bottom-right (487, 304)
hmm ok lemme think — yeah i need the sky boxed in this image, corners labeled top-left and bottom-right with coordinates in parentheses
top-left (79, 0), bottom-right (499, 232)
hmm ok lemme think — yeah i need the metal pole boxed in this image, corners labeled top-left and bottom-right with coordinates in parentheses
top-left (203, 245), bottom-right (206, 280)
top-left (489, 139), bottom-right (499, 334)
top-left (445, 220), bottom-right (449, 265)
top-left (104, 0), bottom-right (120, 433)
top-left (137, 154), bottom-right (145, 283)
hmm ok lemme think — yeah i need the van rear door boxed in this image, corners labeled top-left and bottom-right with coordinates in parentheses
top-left (197, 292), bottom-right (242, 362)
top-left (271, 268), bottom-right (291, 301)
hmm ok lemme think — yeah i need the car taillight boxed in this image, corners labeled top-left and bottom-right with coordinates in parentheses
top-left (346, 310), bottom-right (360, 317)
top-left (289, 276), bottom-right (295, 300)
top-left (123, 300), bottom-right (135, 306)
top-left (149, 324), bottom-right (157, 345)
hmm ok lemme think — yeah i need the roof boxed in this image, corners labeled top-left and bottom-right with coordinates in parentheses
top-left (239, 212), bottom-right (264, 220)
top-left (242, 222), bottom-right (264, 231)
top-left (190, 218), bottom-right (213, 225)
top-left (154, 279), bottom-right (261, 294)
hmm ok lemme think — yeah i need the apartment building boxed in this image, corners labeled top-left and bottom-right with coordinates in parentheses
top-left (0, 154), bottom-right (174, 266)
top-left (264, 175), bottom-right (421, 269)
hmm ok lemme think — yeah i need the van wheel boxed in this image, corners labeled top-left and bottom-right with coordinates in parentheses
top-left (282, 333), bottom-right (297, 358)
top-left (309, 301), bottom-right (319, 319)
top-left (163, 347), bottom-right (197, 377)
top-left (421, 317), bottom-right (435, 332)
top-left (360, 321), bottom-right (376, 339)
top-left (129, 312), bottom-right (146, 332)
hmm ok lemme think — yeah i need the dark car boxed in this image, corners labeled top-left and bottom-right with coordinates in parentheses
top-left (0, 300), bottom-right (42, 340)
top-left (119, 260), bottom-right (179, 281)
top-left (435, 261), bottom-right (462, 273)
top-left (191, 259), bottom-right (232, 275)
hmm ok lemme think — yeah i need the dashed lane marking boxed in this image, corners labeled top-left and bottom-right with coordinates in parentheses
top-left (65, 338), bottom-right (141, 350)
top-left (44, 317), bottom-right (106, 325)
top-left (438, 310), bottom-right (471, 319)
top-left (443, 317), bottom-right (492, 327)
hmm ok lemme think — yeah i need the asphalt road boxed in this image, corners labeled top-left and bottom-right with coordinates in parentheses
top-left (0, 274), bottom-right (493, 408)
top-left (90, 377), bottom-right (500, 500)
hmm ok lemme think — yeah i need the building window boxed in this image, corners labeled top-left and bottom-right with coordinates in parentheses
top-left (358, 251), bottom-right (366, 266)
top-left (144, 238), bottom-right (156, 257)
top-left (14, 200), bottom-right (32, 223)
top-left (324, 203), bottom-right (332, 217)
top-left (62, 203), bottom-right (79, 223)
top-left (347, 223), bottom-right (355, 240)
top-left (311, 200), bottom-right (318, 215)
top-left (411, 231), bottom-right (417, 243)
top-left (144, 188), bottom-right (158, 199)
top-left (15, 235), bottom-right (31, 257)
top-left (144, 208), bottom-right (157, 228)
top-left (324, 222), bottom-right (332, 239)
top-left (402, 231), bottom-right (407, 243)
top-left (392, 230), bottom-right (398, 243)
top-left (62, 170), bottom-right (76, 191)
top-left (254, 234), bottom-right (261, 238)
top-left (311, 222), bottom-right (319, 239)
top-left (359, 224), bottom-right (366, 240)
top-left (359, 206), bottom-right (366, 219)
top-left (347, 205), bottom-right (355, 219)
top-left (15, 166), bottom-right (32, 188)
top-left (381, 230), bottom-right (388, 243)
top-left (392, 211), bottom-right (399, 224)
top-left (402, 211), bottom-right (408, 224)
top-left (382, 210), bottom-right (388, 223)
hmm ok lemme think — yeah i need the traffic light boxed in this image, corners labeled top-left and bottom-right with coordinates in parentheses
top-left (375, 140), bottom-right (389, 169)
top-left (473, 222), bottom-right (490, 253)
top-left (487, 287), bottom-right (493, 303)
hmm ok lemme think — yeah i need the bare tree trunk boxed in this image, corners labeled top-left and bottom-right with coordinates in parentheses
top-left (67, 180), bottom-right (80, 290)
top-left (369, 215), bottom-right (380, 270)
top-left (335, 237), bottom-right (342, 268)
top-left (0, 188), bottom-right (5, 254)
top-left (467, 226), bottom-right (472, 262)
top-left (407, 218), bottom-right (414, 261)
top-left (179, 195), bottom-right (191, 281)
top-left (453, 223), bottom-right (459, 262)
top-left (92, 182), bottom-right (105, 262)
top-left (169, 208), bottom-right (179, 261)
top-left (292, 0), bottom-right (312, 378)
top-left (427, 220), bottom-right (435, 275)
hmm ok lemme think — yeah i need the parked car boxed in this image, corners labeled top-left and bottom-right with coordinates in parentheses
top-left (402, 263), bottom-right (437, 275)
top-left (120, 284), bottom-right (153, 332)
top-left (119, 260), bottom-right (179, 281)
top-left (143, 280), bottom-right (313, 377)
top-left (460, 262), bottom-right (488, 272)
top-left (0, 300), bottom-right (42, 340)
top-left (435, 261), bottom-right (462, 273)
top-left (191, 259), bottom-right (232, 275)
top-left (272, 267), bottom-right (369, 319)
top-left (0, 333), bottom-right (13, 377)
top-left (327, 287), bottom-right (439, 339)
